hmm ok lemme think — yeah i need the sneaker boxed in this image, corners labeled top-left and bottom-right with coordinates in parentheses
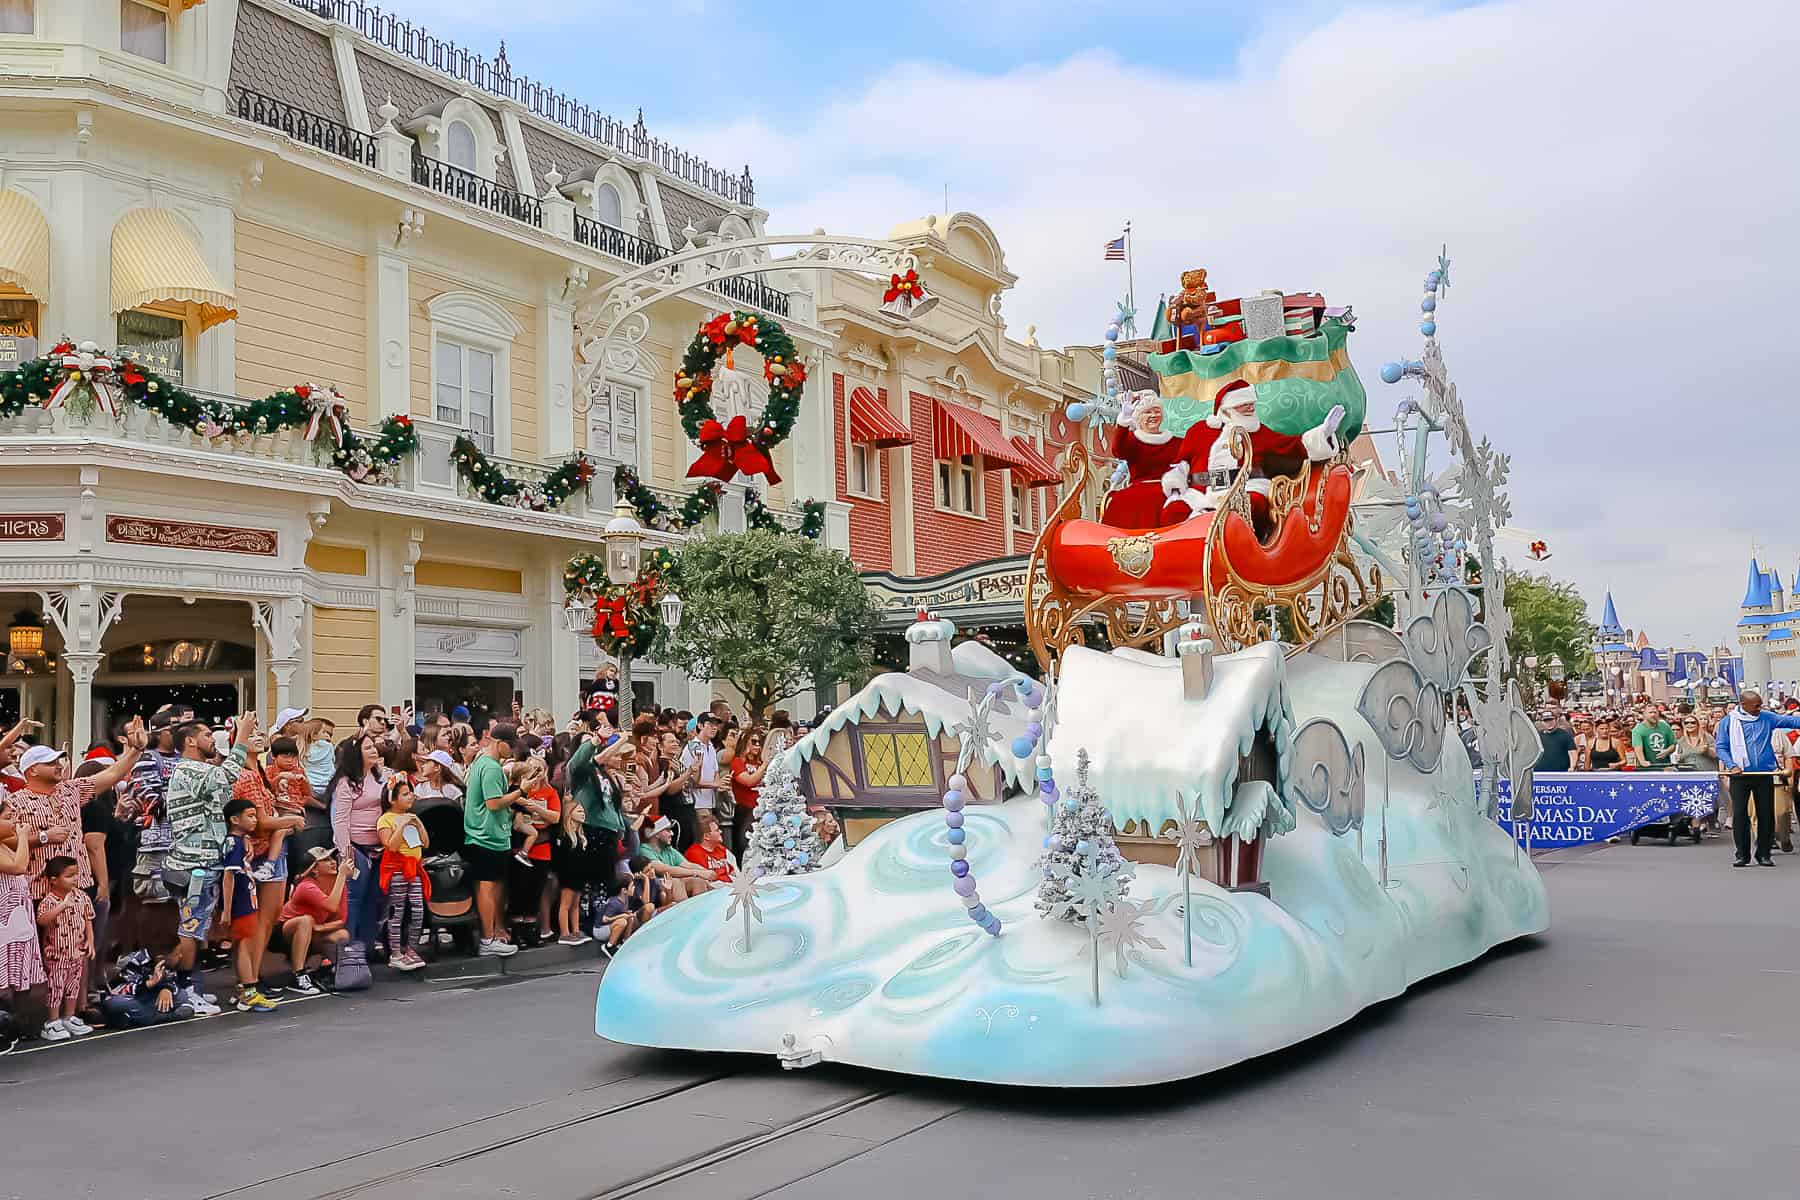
top-left (179, 988), bottom-right (222, 1016)
top-left (478, 938), bottom-right (518, 957)
top-left (259, 980), bottom-right (287, 997)
top-left (557, 933), bottom-right (593, 946)
top-left (393, 950), bottom-right (425, 972)
top-left (599, 942), bottom-right (617, 959)
top-left (1756, 857), bottom-right (1775, 867)
top-left (514, 851), bottom-right (532, 865)
top-left (1733, 859), bottom-right (1750, 868)
top-left (235, 987), bottom-right (278, 1012)
top-left (41, 1019), bottom-right (70, 1042)
top-left (62, 1015), bottom-right (93, 1036)
top-left (289, 973), bottom-right (322, 997)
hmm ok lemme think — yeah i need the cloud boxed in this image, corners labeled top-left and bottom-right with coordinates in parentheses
top-left (660, 0), bottom-right (1799, 650)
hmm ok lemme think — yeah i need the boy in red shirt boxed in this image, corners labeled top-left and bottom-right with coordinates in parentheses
top-left (684, 814), bottom-right (736, 882)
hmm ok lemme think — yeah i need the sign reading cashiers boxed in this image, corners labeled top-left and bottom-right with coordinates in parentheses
top-left (0, 514), bottom-right (65, 541)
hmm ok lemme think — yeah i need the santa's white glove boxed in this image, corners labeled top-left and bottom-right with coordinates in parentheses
top-left (1160, 462), bottom-right (1191, 498)
top-left (1108, 460), bottom-right (1129, 491)
top-left (1302, 404), bottom-right (1348, 460)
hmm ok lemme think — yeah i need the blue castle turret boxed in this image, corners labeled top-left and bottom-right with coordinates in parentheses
top-left (1737, 556), bottom-right (1796, 691)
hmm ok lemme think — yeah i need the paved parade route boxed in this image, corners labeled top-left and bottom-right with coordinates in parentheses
top-left (10, 840), bottom-right (1794, 1200)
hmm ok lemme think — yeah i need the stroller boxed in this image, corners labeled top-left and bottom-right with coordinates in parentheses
top-left (420, 854), bottom-right (482, 960)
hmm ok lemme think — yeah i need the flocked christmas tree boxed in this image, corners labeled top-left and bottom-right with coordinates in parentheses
top-left (745, 754), bottom-right (823, 877)
top-left (1036, 749), bottom-right (1132, 922)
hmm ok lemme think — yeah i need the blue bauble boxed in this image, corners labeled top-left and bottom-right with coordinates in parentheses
top-left (1010, 736), bottom-right (1035, 759)
top-left (1104, 326), bottom-right (1118, 342)
top-left (947, 828), bottom-right (965, 845)
top-left (761, 811), bottom-right (777, 826)
top-left (1076, 838), bottom-right (1092, 855)
top-left (1102, 346), bottom-right (1116, 361)
top-left (783, 837), bottom-right (795, 850)
top-left (1427, 270), bottom-right (1442, 288)
top-left (1042, 836), bottom-right (1054, 849)
top-left (1060, 797), bottom-right (1078, 813)
top-left (1421, 296), bottom-right (1437, 313)
top-left (1068, 402), bottom-right (1089, 422)
top-left (1420, 320), bottom-right (1437, 336)
top-left (945, 810), bottom-right (964, 829)
top-left (1380, 361), bottom-right (1404, 384)
top-left (794, 851), bottom-right (809, 866)
top-left (968, 904), bottom-right (989, 922)
top-left (943, 790), bottom-right (965, 811)
top-left (1026, 721), bottom-right (1043, 739)
top-left (951, 859), bottom-right (969, 878)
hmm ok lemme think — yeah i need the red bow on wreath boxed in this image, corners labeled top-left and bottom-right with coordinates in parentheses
top-left (591, 596), bottom-right (633, 641)
top-left (687, 414), bottom-right (781, 485)
top-left (884, 269), bottom-right (922, 304)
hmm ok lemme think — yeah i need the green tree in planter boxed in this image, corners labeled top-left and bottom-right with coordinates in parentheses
top-left (653, 530), bottom-right (878, 721)
top-left (1501, 569), bottom-right (1595, 695)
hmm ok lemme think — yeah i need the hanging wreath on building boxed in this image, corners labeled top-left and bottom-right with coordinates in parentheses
top-left (565, 546), bottom-right (676, 659)
top-left (674, 309), bottom-right (805, 485)
top-left (451, 435), bottom-right (596, 511)
top-left (0, 342), bottom-right (419, 485)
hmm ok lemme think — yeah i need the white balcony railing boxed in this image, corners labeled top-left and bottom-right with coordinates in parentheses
top-left (408, 415), bottom-right (590, 518)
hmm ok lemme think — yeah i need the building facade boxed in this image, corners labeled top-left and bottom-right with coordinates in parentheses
top-left (0, 0), bottom-right (834, 747)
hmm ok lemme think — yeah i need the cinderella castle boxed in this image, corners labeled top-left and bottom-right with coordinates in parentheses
top-left (1586, 590), bottom-right (1741, 706)
top-left (1736, 558), bottom-right (1800, 694)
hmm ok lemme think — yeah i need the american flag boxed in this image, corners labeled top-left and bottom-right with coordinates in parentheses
top-left (1103, 235), bottom-right (1127, 261)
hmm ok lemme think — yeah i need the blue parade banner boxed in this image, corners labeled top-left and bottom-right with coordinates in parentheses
top-left (1495, 772), bottom-right (1720, 847)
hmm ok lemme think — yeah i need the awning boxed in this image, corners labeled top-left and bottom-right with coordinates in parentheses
top-left (848, 387), bottom-right (913, 447)
top-left (932, 399), bottom-right (1028, 469)
top-left (111, 209), bottom-right (237, 330)
top-left (1008, 436), bottom-right (1062, 487)
top-left (0, 190), bottom-right (51, 302)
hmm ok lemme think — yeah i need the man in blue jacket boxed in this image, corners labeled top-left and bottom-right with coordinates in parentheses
top-left (1714, 688), bottom-right (1800, 866)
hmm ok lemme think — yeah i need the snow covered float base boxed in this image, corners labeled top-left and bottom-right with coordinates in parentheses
top-left (594, 639), bottom-right (1548, 1087)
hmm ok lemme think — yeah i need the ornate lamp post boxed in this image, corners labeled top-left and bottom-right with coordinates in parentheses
top-left (1547, 654), bottom-right (1567, 702)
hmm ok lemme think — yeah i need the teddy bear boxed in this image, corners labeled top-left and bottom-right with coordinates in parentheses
top-left (1170, 268), bottom-right (1217, 331)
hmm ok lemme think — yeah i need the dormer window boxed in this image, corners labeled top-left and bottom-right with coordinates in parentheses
top-left (0, 1), bottom-right (33, 35)
top-left (121, 0), bottom-right (167, 64)
top-left (445, 119), bottom-right (478, 172)
top-left (595, 182), bottom-right (624, 230)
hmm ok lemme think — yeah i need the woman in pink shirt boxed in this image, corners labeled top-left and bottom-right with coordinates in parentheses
top-left (328, 735), bottom-right (387, 949)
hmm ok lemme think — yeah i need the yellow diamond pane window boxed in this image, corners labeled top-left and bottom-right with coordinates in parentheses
top-left (862, 733), bottom-right (899, 788)
top-left (893, 732), bottom-right (933, 787)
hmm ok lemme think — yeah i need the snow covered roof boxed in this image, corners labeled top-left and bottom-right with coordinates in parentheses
top-left (1046, 641), bottom-right (1295, 839)
top-left (783, 639), bottom-right (1038, 795)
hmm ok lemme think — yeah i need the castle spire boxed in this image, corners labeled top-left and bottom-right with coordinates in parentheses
top-left (1600, 591), bottom-right (1623, 636)
top-left (1743, 559), bottom-right (1772, 610)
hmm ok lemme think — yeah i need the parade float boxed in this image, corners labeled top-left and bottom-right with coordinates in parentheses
top-left (593, 255), bottom-right (1550, 1087)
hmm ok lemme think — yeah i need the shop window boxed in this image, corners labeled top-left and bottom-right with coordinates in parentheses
top-left (445, 119), bottom-right (478, 171)
top-left (116, 308), bottom-right (185, 382)
top-left (586, 381), bottom-right (639, 463)
top-left (1011, 479), bottom-right (1032, 531)
top-left (936, 454), bottom-right (980, 516)
top-left (0, 1), bottom-right (33, 35)
top-left (849, 442), bottom-right (879, 498)
top-left (0, 297), bottom-right (40, 369)
top-left (435, 336), bottom-right (497, 453)
top-left (596, 182), bottom-right (624, 230)
top-left (860, 731), bottom-right (934, 789)
top-left (120, 0), bottom-right (167, 64)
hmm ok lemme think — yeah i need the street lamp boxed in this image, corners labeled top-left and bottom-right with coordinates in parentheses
top-left (1548, 654), bottom-right (1566, 681)
top-left (660, 589), bottom-right (684, 632)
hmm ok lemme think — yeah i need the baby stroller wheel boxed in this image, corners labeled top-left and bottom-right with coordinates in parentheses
top-left (1629, 829), bottom-right (1641, 845)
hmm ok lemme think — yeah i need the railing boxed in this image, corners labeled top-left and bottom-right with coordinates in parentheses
top-left (573, 214), bottom-right (667, 267)
top-left (411, 152), bottom-right (543, 228)
top-left (287, 0), bottom-right (753, 205)
top-left (706, 272), bottom-right (791, 319)
top-left (232, 88), bottom-right (377, 167)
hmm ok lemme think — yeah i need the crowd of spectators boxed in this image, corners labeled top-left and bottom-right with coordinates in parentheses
top-left (0, 684), bottom-right (825, 1051)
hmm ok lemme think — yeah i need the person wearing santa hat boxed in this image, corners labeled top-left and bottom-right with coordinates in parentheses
top-left (1102, 391), bottom-right (1200, 528)
top-left (1173, 382), bottom-right (1345, 524)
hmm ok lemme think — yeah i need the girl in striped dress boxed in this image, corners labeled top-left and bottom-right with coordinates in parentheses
top-left (0, 804), bottom-right (46, 996)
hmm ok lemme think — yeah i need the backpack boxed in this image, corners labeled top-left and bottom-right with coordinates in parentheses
top-left (333, 940), bottom-right (372, 991)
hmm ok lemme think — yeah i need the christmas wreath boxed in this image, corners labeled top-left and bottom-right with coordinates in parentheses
top-left (564, 546), bottom-right (676, 658)
top-left (674, 309), bottom-right (805, 485)
top-left (0, 341), bottom-right (418, 485)
top-left (451, 435), bottom-right (595, 511)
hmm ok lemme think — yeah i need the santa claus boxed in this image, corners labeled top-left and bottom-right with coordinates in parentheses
top-left (1171, 382), bottom-right (1345, 523)
top-left (1102, 391), bottom-right (1195, 528)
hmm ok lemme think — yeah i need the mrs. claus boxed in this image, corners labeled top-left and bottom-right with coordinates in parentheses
top-left (1102, 391), bottom-right (1197, 528)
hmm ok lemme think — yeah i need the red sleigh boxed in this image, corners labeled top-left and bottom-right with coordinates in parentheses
top-left (1026, 427), bottom-right (1378, 668)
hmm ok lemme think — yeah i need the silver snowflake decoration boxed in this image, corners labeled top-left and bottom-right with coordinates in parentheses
top-left (1038, 679), bottom-right (1060, 747)
top-left (725, 871), bottom-right (765, 926)
top-left (1168, 795), bottom-right (1211, 879)
top-left (1436, 246), bottom-right (1452, 290)
top-left (951, 686), bottom-right (1002, 771)
top-left (1462, 437), bottom-right (1512, 529)
top-left (1094, 897), bottom-right (1164, 978)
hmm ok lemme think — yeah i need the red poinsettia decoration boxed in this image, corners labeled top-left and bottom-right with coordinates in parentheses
top-left (394, 414), bottom-right (412, 426)
top-left (687, 414), bottom-right (780, 485)
top-left (50, 340), bottom-right (74, 357)
top-left (702, 313), bottom-right (733, 346)
top-left (674, 370), bottom-right (713, 404)
top-left (883, 269), bottom-right (922, 304)
top-left (295, 384), bottom-right (312, 400)
top-left (120, 364), bottom-right (146, 388)
top-left (735, 317), bottom-right (760, 346)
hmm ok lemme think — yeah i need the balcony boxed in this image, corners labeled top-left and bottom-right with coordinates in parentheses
top-left (410, 152), bottom-right (544, 229)
top-left (573, 214), bottom-right (667, 268)
top-left (705, 272), bottom-right (791, 319)
top-left (408, 416), bottom-right (590, 517)
top-left (232, 88), bottom-right (377, 168)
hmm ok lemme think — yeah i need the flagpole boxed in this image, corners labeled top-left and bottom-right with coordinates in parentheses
top-left (1124, 220), bottom-right (1136, 325)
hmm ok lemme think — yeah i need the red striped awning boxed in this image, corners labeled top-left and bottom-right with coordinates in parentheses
top-left (848, 387), bottom-right (913, 448)
top-left (1009, 437), bottom-right (1062, 487)
top-left (932, 400), bottom-right (1029, 469)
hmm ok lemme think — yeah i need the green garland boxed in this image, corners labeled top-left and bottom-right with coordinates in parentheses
top-left (673, 310), bottom-right (805, 456)
top-left (614, 464), bottom-right (722, 531)
top-left (0, 346), bottom-right (418, 485)
top-left (744, 488), bottom-right (826, 540)
top-left (452, 434), bottom-right (595, 511)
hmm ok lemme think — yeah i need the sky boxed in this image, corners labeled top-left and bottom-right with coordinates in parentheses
top-left (372, 0), bottom-right (1799, 652)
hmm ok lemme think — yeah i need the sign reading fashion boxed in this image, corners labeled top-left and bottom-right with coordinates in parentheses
top-left (105, 515), bottom-right (278, 556)
top-left (0, 514), bottom-right (64, 541)
top-left (862, 555), bottom-right (1030, 623)
top-left (1496, 771), bottom-right (1719, 846)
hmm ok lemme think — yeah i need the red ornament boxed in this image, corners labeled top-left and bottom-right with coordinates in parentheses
top-left (295, 384), bottom-right (312, 400)
top-left (883, 269), bottom-right (922, 304)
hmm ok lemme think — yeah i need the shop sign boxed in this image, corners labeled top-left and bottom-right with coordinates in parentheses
top-left (861, 555), bottom-right (1031, 622)
top-left (0, 514), bottom-right (64, 541)
top-left (105, 515), bottom-right (278, 556)
top-left (415, 623), bottom-right (524, 666)
top-left (0, 300), bottom-right (37, 370)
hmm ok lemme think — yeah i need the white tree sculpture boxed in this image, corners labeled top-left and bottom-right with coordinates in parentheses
top-left (746, 754), bottom-right (822, 878)
top-left (1036, 749), bottom-right (1131, 923)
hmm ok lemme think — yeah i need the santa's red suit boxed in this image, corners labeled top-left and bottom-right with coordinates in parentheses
top-left (1170, 387), bottom-right (1344, 523)
top-left (1101, 398), bottom-right (1190, 528)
